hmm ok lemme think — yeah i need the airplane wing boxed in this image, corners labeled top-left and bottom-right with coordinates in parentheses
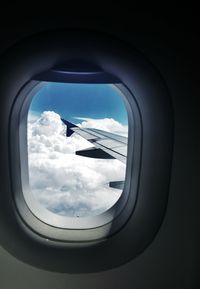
top-left (61, 119), bottom-right (128, 164)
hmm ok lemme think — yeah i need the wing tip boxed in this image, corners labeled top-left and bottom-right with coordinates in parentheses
top-left (61, 118), bottom-right (77, 137)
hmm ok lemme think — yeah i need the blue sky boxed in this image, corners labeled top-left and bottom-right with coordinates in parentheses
top-left (29, 82), bottom-right (128, 125)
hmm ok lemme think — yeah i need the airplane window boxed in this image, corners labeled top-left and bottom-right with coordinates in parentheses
top-left (27, 82), bottom-right (128, 220)
top-left (2, 31), bottom-right (173, 272)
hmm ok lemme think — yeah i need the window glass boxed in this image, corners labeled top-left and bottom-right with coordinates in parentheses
top-left (27, 83), bottom-right (128, 217)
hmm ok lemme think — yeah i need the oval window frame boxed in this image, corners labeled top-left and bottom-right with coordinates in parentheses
top-left (0, 30), bottom-right (173, 273)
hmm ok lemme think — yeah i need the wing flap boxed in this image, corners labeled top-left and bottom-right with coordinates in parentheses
top-left (109, 181), bottom-right (125, 190)
top-left (76, 147), bottom-right (115, 159)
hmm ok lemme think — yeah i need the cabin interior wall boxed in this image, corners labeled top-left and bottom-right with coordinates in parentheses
top-left (0, 10), bottom-right (199, 289)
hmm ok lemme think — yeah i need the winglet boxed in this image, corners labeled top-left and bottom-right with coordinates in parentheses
top-left (61, 119), bottom-right (77, 137)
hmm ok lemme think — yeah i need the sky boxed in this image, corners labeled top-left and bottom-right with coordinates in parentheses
top-left (29, 83), bottom-right (128, 125)
top-left (27, 82), bottom-right (128, 219)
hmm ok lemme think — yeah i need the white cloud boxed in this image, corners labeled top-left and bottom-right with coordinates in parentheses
top-left (75, 116), bottom-right (128, 135)
top-left (28, 111), bottom-right (127, 218)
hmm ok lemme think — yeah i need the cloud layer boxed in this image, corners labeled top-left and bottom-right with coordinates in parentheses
top-left (28, 111), bottom-right (127, 217)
